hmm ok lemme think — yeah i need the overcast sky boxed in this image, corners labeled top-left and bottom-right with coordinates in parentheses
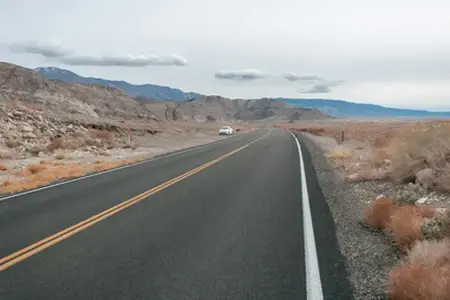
top-left (1, 0), bottom-right (450, 110)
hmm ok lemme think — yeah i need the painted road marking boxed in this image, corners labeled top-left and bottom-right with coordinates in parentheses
top-left (0, 130), bottom-right (271, 272)
top-left (290, 132), bottom-right (324, 300)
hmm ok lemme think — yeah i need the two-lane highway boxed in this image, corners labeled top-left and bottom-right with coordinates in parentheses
top-left (0, 128), bottom-right (353, 299)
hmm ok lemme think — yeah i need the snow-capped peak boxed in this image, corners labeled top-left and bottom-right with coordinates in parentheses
top-left (35, 67), bottom-right (67, 73)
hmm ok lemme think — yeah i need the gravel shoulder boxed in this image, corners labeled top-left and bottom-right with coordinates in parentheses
top-left (299, 132), bottom-right (399, 300)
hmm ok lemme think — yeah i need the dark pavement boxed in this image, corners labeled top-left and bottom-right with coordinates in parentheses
top-left (0, 128), bottom-right (353, 299)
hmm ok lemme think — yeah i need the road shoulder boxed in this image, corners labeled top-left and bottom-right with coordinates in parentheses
top-left (293, 132), bottom-right (355, 299)
top-left (297, 132), bottom-right (396, 300)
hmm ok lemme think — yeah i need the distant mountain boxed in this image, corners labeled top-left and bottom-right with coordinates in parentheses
top-left (179, 96), bottom-right (331, 122)
top-left (278, 98), bottom-right (450, 118)
top-left (36, 67), bottom-right (199, 102)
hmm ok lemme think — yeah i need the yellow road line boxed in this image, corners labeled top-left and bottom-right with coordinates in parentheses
top-left (0, 131), bottom-right (270, 272)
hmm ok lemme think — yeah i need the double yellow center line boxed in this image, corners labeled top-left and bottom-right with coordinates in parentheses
top-left (0, 131), bottom-right (270, 272)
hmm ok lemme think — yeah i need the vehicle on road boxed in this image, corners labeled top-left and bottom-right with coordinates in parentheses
top-left (219, 126), bottom-right (233, 135)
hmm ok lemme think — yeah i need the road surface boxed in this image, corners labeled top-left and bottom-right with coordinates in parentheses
top-left (0, 128), bottom-right (353, 299)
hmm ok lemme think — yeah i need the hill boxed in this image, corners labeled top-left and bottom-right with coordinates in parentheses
top-left (179, 96), bottom-right (330, 122)
top-left (279, 98), bottom-right (450, 118)
top-left (36, 67), bottom-right (199, 102)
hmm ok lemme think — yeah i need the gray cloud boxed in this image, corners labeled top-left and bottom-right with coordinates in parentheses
top-left (8, 41), bottom-right (188, 67)
top-left (10, 41), bottom-right (70, 58)
top-left (298, 79), bottom-right (344, 94)
top-left (214, 69), bottom-right (265, 81)
top-left (303, 84), bottom-right (332, 93)
top-left (284, 72), bottom-right (321, 82)
top-left (60, 54), bottom-right (188, 67)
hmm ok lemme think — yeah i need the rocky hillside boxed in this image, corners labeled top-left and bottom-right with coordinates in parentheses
top-left (0, 61), bottom-right (330, 159)
top-left (0, 61), bottom-right (331, 125)
top-left (179, 96), bottom-right (331, 121)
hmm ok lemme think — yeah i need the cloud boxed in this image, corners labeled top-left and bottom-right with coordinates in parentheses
top-left (10, 41), bottom-right (70, 58)
top-left (8, 41), bottom-right (188, 67)
top-left (303, 84), bottom-right (332, 93)
top-left (214, 69), bottom-right (266, 81)
top-left (284, 72), bottom-right (321, 82)
top-left (298, 79), bottom-right (345, 94)
top-left (60, 54), bottom-right (188, 67)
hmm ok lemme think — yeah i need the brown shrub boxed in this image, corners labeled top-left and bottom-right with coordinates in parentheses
top-left (90, 129), bottom-right (113, 140)
top-left (55, 154), bottom-right (65, 160)
top-left (47, 138), bottom-right (64, 152)
top-left (388, 205), bottom-right (424, 250)
top-left (0, 164), bottom-right (8, 171)
top-left (417, 205), bottom-right (436, 219)
top-left (406, 239), bottom-right (450, 267)
top-left (27, 164), bottom-right (47, 174)
top-left (387, 264), bottom-right (450, 300)
top-left (364, 197), bottom-right (397, 229)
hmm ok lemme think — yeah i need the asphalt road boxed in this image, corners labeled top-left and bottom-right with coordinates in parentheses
top-left (0, 128), bottom-right (353, 299)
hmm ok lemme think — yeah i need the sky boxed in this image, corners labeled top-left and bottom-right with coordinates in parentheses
top-left (1, 0), bottom-right (450, 110)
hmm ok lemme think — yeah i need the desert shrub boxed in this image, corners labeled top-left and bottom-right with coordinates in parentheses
top-left (417, 205), bottom-right (436, 219)
top-left (393, 183), bottom-right (428, 205)
top-left (47, 138), bottom-right (64, 152)
top-left (89, 129), bottom-right (113, 140)
top-left (388, 205), bottom-right (424, 250)
top-left (364, 196), bottom-right (397, 229)
top-left (0, 164), bottom-right (8, 171)
top-left (55, 154), bottom-right (65, 160)
top-left (387, 263), bottom-right (450, 300)
top-left (422, 210), bottom-right (450, 240)
top-left (405, 239), bottom-right (450, 267)
top-left (27, 164), bottom-right (47, 174)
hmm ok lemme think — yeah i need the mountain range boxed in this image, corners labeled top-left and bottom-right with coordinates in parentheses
top-left (36, 67), bottom-right (199, 102)
top-left (280, 98), bottom-right (450, 118)
top-left (0, 62), bottom-right (328, 124)
top-left (36, 66), bottom-right (450, 118)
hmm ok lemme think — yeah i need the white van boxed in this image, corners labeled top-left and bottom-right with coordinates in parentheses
top-left (218, 126), bottom-right (233, 135)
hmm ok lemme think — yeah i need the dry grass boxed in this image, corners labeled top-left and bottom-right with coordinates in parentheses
top-left (387, 263), bottom-right (450, 300)
top-left (405, 239), bottom-right (450, 267)
top-left (27, 164), bottom-right (47, 174)
top-left (0, 164), bottom-right (8, 171)
top-left (0, 158), bottom-right (141, 195)
top-left (388, 205), bottom-right (424, 250)
top-left (364, 196), bottom-right (398, 229)
top-left (281, 120), bottom-right (450, 190)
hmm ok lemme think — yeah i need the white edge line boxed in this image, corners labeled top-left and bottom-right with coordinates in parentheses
top-left (0, 129), bottom-right (264, 203)
top-left (289, 131), bottom-right (324, 300)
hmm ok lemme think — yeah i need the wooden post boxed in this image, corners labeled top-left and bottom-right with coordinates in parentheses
top-left (341, 130), bottom-right (345, 144)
